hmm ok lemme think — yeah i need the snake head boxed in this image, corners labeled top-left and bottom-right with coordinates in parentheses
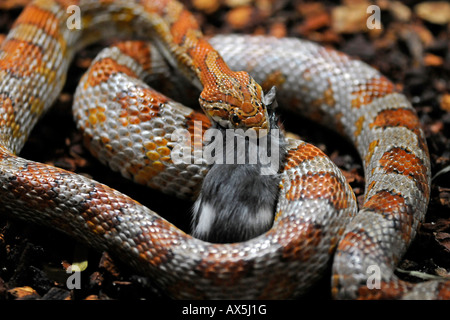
top-left (199, 71), bottom-right (271, 134)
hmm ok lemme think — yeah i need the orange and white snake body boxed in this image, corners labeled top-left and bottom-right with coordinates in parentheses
top-left (0, 0), bottom-right (448, 299)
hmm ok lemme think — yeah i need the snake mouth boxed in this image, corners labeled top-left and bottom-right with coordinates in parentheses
top-left (211, 116), bottom-right (269, 139)
top-left (212, 116), bottom-right (233, 128)
top-left (199, 90), bottom-right (271, 134)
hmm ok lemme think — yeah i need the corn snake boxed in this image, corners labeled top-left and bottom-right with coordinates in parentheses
top-left (0, 0), bottom-right (449, 299)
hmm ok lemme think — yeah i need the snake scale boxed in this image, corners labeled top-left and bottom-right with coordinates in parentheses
top-left (0, 0), bottom-right (448, 299)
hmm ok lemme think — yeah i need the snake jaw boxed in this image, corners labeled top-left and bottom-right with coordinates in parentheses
top-left (203, 102), bottom-right (269, 135)
top-left (239, 86), bottom-right (277, 137)
top-left (212, 115), bottom-right (234, 128)
top-left (199, 72), bottom-right (270, 134)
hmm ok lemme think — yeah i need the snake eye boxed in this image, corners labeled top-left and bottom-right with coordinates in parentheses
top-left (230, 113), bottom-right (241, 125)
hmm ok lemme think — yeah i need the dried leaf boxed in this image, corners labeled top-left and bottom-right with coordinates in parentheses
top-left (8, 286), bottom-right (40, 299)
top-left (424, 53), bottom-right (444, 67)
top-left (226, 6), bottom-right (255, 29)
top-left (332, 3), bottom-right (373, 34)
top-left (415, 2), bottom-right (450, 25)
top-left (192, 0), bottom-right (220, 14)
top-left (99, 251), bottom-right (121, 277)
top-left (388, 1), bottom-right (411, 22)
top-left (435, 267), bottom-right (450, 278)
top-left (435, 232), bottom-right (450, 253)
top-left (0, 0), bottom-right (31, 9)
top-left (440, 93), bottom-right (450, 112)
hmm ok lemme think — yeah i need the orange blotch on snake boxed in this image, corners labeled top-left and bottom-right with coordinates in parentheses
top-left (138, 113), bottom-right (153, 122)
top-left (100, 136), bottom-right (110, 145)
top-left (357, 280), bottom-right (411, 300)
top-left (152, 161), bottom-right (165, 171)
top-left (128, 116), bottom-right (141, 125)
top-left (196, 253), bottom-right (253, 286)
top-left (323, 87), bottom-right (336, 107)
top-left (14, 4), bottom-right (60, 38)
top-left (157, 146), bottom-right (171, 156)
top-left (84, 57), bottom-right (137, 88)
top-left (154, 137), bottom-right (168, 146)
top-left (371, 107), bottom-right (430, 154)
top-left (127, 163), bottom-right (143, 176)
top-left (114, 87), bottom-right (166, 126)
top-left (0, 95), bottom-right (17, 129)
top-left (87, 221), bottom-right (101, 234)
top-left (364, 190), bottom-right (408, 213)
top-left (170, 9), bottom-right (200, 45)
top-left (146, 151), bottom-right (160, 161)
top-left (336, 229), bottom-right (375, 255)
top-left (354, 116), bottom-right (365, 138)
top-left (309, 82), bottom-right (335, 111)
top-left (134, 167), bottom-right (159, 184)
top-left (257, 274), bottom-right (297, 299)
top-left (364, 190), bottom-right (415, 244)
top-left (334, 112), bottom-right (346, 136)
top-left (133, 219), bottom-right (175, 268)
top-left (87, 106), bottom-right (106, 125)
top-left (437, 283), bottom-right (450, 300)
top-left (270, 219), bottom-right (323, 262)
top-left (370, 108), bottom-right (419, 132)
top-left (0, 39), bottom-right (44, 78)
top-left (144, 141), bottom-right (157, 150)
top-left (365, 140), bottom-right (379, 169)
top-left (29, 97), bottom-right (45, 115)
top-left (55, 0), bottom-right (82, 8)
top-left (114, 41), bottom-right (152, 73)
top-left (88, 114), bottom-right (97, 125)
top-left (119, 118), bottom-right (128, 127)
top-left (378, 148), bottom-right (429, 196)
top-left (283, 142), bottom-right (325, 171)
top-left (351, 76), bottom-right (395, 109)
top-left (286, 171), bottom-right (349, 210)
